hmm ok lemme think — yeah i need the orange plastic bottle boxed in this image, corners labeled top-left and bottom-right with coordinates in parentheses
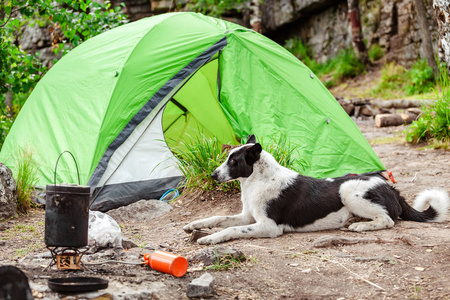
top-left (143, 250), bottom-right (188, 277)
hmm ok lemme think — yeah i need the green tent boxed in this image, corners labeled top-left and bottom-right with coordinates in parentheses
top-left (0, 12), bottom-right (385, 211)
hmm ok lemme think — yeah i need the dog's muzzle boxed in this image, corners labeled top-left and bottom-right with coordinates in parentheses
top-left (211, 169), bottom-right (220, 182)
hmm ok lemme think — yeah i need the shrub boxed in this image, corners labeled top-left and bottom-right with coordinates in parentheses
top-left (0, 115), bottom-right (14, 150)
top-left (172, 133), bottom-right (238, 192)
top-left (405, 65), bottom-right (450, 146)
top-left (371, 62), bottom-right (407, 98)
top-left (315, 49), bottom-right (365, 87)
top-left (372, 60), bottom-right (437, 98)
top-left (368, 44), bottom-right (385, 62)
top-left (259, 133), bottom-right (310, 173)
top-left (329, 49), bottom-right (366, 81)
top-left (403, 59), bottom-right (435, 96)
top-left (284, 38), bottom-right (366, 88)
top-left (284, 37), bottom-right (318, 71)
top-left (14, 148), bottom-right (40, 214)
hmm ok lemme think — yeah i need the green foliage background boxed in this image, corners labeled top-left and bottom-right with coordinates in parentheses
top-left (0, 0), bottom-right (129, 124)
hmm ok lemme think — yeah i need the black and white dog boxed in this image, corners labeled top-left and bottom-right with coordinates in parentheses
top-left (183, 135), bottom-right (449, 245)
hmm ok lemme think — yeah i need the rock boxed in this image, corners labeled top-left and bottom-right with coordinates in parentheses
top-left (337, 99), bottom-right (355, 115)
top-left (19, 23), bottom-right (52, 50)
top-left (119, 251), bottom-right (140, 261)
top-left (122, 238), bottom-right (138, 249)
top-left (191, 247), bottom-right (245, 266)
top-left (107, 199), bottom-right (172, 224)
top-left (186, 273), bottom-right (215, 298)
top-left (0, 163), bottom-right (18, 219)
top-left (143, 244), bottom-right (157, 251)
top-left (85, 248), bottom-right (118, 262)
top-left (31, 186), bottom-right (46, 206)
top-left (0, 241), bottom-right (5, 246)
top-left (159, 243), bottom-right (170, 250)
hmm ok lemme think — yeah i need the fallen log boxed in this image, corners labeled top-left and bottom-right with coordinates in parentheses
top-left (374, 113), bottom-right (415, 127)
top-left (373, 99), bottom-right (432, 109)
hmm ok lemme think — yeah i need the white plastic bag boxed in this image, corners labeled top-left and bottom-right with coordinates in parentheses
top-left (88, 210), bottom-right (122, 249)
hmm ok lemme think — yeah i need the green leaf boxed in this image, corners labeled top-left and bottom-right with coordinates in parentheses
top-left (5, 5), bottom-right (12, 15)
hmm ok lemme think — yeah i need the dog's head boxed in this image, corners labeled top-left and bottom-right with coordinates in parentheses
top-left (211, 135), bottom-right (262, 182)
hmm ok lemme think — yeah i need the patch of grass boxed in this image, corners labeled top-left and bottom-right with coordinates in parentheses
top-left (284, 38), bottom-right (365, 88)
top-left (204, 250), bottom-right (247, 271)
top-left (15, 248), bottom-right (29, 257)
top-left (428, 138), bottom-right (450, 150)
top-left (14, 242), bottom-right (41, 258)
top-left (284, 37), bottom-right (320, 72)
top-left (403, 59), bottom-right (435, 96)
top-left (368, 44), bottom-right (385, 62)
top-left (369, 134), bottom-right (405, 145)
top-left (14, 148), bottom-right (40, 215)
top-left (371, 62), bottom-right (407, 98)
top-left (405, 65), bottom-right (450, 145)
top-left (172, 132), bottom-right (239, 193)
top-left (318, 49), bottom-right (366, 85)
top-left (259, 133), bottom-right (310, 173)
top-left (372, 60), bottom-right (438, 98)
top-left (14, 224), bottom-right (36, 232)
top-left (410, 284), bottom-right (422, 299)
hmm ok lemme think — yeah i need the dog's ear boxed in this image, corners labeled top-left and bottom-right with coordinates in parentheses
top-left (246, 134), bottom-right (256, 144)
top-left (245, 143), bottom-right (262, 164)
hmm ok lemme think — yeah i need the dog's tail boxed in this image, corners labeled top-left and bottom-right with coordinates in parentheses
top-left (400, 189), bottom-right (449, 222)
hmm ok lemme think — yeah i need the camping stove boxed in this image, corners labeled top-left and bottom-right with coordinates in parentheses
top-left (44, 183), bottom-right (90, 271)
top-left (46, 247), bottom-right (88, 270)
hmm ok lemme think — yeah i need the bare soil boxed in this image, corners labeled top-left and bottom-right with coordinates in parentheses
top-left (1, 119), bottom-right (450, 300)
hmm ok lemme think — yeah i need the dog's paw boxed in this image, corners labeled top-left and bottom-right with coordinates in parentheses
top-left (183, 223), bottom-right (195, 233)
top-left (197, 236), bottom-right (214, 245)
top-left (348, 222), bottom-right (373, 232)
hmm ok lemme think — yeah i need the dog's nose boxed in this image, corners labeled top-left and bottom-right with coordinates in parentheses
top-left (211, 170), bottom-right (219, 181)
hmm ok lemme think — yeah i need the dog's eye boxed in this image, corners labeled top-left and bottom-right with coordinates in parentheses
top-left (229, 159), bottom-right (236, 165)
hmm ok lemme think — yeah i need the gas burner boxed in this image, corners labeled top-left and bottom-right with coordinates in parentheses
top-left (45, 246), bottom-right (89, 271)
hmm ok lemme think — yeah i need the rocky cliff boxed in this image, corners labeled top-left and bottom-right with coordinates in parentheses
top-left (20, 0), bottom-right (439, 69)
top-left (260, 0), bottom-right (438, 66)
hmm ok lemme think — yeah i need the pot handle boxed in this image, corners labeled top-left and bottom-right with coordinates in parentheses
top-left (54, 150), bottom-right (81, 186)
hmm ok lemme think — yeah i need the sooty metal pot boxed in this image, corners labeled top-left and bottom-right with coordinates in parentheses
top-left (45, 184), bottom-right (90, 247)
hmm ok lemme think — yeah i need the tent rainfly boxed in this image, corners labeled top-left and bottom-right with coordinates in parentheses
top-left (0, 12), bottom-right (385, 211)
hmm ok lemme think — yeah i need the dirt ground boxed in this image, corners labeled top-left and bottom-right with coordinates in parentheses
top-left (1, 117), bottom-right (450, 300)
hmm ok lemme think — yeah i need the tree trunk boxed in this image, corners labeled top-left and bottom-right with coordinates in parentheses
top-left (414, 0), bottom-right (438, 76)
top-left (434, 0), bottom-right (450, 75)
top-left (348, 0), bottom-right (368, 64)
top-left (249, 0), bottom-right (262, 33)
top-left (5, 90), bottom-right (13, 118)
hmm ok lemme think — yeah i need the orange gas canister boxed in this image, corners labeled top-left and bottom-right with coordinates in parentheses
top-left (143, 250), bottom-right (188, 277)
